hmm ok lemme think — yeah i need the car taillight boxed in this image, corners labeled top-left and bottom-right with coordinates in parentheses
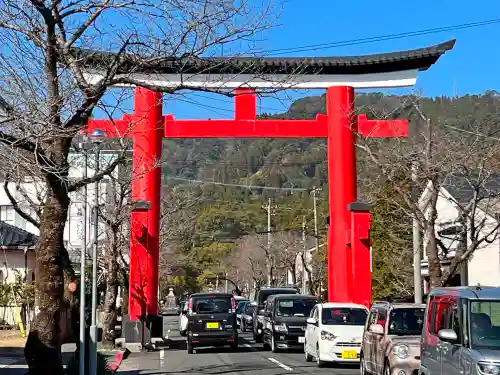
top-left (231, 298), bottom-right (236, 310)
top-left (188, 298), bottom-right (193, 312)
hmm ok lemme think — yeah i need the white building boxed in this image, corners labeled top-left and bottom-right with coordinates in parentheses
top-left (419, 174), bottom-right (500, 293)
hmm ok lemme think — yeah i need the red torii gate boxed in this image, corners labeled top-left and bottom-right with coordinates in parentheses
top-left (86, 39), bottom-right (454, 323)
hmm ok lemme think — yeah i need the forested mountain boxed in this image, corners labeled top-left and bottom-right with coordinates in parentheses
top-left (159, 91), bottom-right (500, 299)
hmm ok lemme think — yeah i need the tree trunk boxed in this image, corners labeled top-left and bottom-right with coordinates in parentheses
top-left (102, 233), bottom-right (119, 349)
top-left (425, 183), bottom-right (442, 288)
top-left (24, 187), bottom-right (73, 375)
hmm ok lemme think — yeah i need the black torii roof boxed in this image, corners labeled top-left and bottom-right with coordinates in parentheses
top-left (0, 221), bottom-right (38, 248)
top-left (74, 39), bottom-right (455, 76)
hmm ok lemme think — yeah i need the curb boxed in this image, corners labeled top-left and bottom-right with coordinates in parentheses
top-left (107, 348), bottom-right (130, 373)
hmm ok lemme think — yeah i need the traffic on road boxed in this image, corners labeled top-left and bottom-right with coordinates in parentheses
top-left (145, 285), bottom-right (500, 375)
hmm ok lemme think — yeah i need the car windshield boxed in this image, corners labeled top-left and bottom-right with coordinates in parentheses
top-left (193, 297), bottom-right (232, 314)
top-left (470, 301), bottom-right (500, 349)
top-left (387, 308), bottom-right (425, 336)
top-left (321, 308), bottom-right (367, 325)
top-left (276, 299), bottom-right (317, 317)
top-left (258, 289), bottom-right (297, 305)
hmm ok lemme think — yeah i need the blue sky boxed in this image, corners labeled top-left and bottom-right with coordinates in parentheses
top-left (103, 0), bottom-right (500, 119)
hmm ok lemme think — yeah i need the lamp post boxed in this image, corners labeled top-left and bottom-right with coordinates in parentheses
top-left (88, 129), bottom-right (105, 375)
top-left (77, 138), bottom-right (89, 375)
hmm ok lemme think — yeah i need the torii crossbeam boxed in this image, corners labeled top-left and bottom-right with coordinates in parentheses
top-left (85, 39), bottom-right (455, 326)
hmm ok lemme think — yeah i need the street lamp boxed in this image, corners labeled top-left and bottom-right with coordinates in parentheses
top-left (77, 137), bottom-right (89, 375)
top-left (89, 128), bottom-right (105, 375)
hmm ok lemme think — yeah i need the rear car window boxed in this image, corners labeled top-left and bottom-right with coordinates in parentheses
top-left (193, 297), bottom-right (232, 314)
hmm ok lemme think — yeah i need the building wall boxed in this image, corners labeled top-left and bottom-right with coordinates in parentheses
top-left (0, 151), bottom-right (123, 249)
top-left (0, 249), bottom-right (36, 284)
top-left (421, 188), bottom-right (500, 287)
top-left (0, 249), bottom-right (36, 327)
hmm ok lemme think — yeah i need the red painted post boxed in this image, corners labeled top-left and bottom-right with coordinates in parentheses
top-left (326, 86), bottom-right (356, 302)
top-left (128, 87), bottom-right (163, 320)
top-left (348, 203), bottom-right (372, 308)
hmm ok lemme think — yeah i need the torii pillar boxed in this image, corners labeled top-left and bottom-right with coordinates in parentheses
top-left (88, 86), bottom-right (407, 318)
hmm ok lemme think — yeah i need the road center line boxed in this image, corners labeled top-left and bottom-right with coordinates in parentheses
top-left (159, 349), bottom-right (165, 367)
top-left (268, 357), bottom-right (293, 371)
top-left (243, 343), bottom-right (252, 348)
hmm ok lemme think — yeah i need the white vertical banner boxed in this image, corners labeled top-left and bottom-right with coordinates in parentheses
top-left (370, 246), bottom-right (373, 273)
top-left (69, 202), bottom-right (85, 248)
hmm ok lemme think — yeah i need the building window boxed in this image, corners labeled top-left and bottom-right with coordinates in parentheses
top-left (0, 205), bottom-right (15, 224)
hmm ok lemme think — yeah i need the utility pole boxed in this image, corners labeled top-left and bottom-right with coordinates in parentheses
top-left (225, 272), bottom-right (228, 293)
top-left (412, 156), bottom-right (422, 304)
top-left (312, 187), bottom-right (321, 297)
top-left (302, 216), bottom-right (307, 294)
top-left (262, 198), bottom-right (275, 287)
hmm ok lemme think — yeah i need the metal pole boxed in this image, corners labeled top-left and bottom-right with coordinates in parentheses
top-left (412, 159), bottom-right (422, 304)
top-left (89, 147), bottom-right (100, 375)
top-left (79, 149), bottom-right (88, 375)
top-left (312, 187), bottom-right (320, 297)
top-left (267, 198), bottom-right (271, 287)
top-left (302, 216), bottom-right (307, 294)
top-left (225, 272), bottom-right (228, 293)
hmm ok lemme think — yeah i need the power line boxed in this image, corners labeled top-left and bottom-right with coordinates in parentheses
top-left (259, 18), bottom-right (500, 56)
top-left (165, 176), bottom-right (308, 191)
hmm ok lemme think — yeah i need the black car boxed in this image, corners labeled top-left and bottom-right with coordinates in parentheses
top-left (262, 294), bottom-right (318, 352)
top-left (239, 303), bottom-right (255, 332)
top-left (186, 292), bottom-right (238, 354)
top-left (251, 287), bottom-right (299, 342)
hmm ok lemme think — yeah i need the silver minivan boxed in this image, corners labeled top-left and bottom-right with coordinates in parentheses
top-left (420, 286), bottom-right (500, 375)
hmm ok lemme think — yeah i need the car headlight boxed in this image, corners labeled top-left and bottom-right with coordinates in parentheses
top-left (245, 316), bottom-right (252, 321)
top-left (320, 330), bottom-right (336, 341)
top-left (478, 362), bottom-right (500, 375)
top-left (393, 344), bottom-right (410, 359)
top-left (274, 323), bottom-right (287, 332)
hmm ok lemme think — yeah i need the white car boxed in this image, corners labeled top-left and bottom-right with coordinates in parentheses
top-left (179, 301), bottom-right (188, 335)
top-left (304, 302), bottom-right (369, 367)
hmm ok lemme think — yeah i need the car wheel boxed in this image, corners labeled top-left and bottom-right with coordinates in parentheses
top-left (383, 361), bottom-right (390, 375)
top-left (240, 319), bottom-right (245, 332)
top-left (187, 340), bottom-right (194, 354)
top-left (316, 344), bottom-right (325, 367)
top-left (271, 333), bottom-right (279, 353)
top-left (230, 340), bottom-right (238, 350)
top-left (360, 353), bottom-right (368, 375)
top-left (304, 341), bottom-right (313, 362)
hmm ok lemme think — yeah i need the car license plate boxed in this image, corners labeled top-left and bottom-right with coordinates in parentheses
top-left (298, 336), bottom-right (305, 343)
top-left (206, 322), bottom-right (219, 329)
top-left (341, 350), bottom-right (358, 359)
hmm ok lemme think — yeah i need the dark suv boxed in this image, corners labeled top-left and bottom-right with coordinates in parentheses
top-left (186, 292), bottom-right (238, 354)
top-left (251, 287), bottom-right (299, 342)
top-left (263, 294), bottom-right (318, 352)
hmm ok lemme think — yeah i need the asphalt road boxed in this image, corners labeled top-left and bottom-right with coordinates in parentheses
top-left (117, 332), bottom-right (360, 375)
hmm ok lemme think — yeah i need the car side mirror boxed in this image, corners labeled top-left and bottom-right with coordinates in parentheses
top-left (306, 317), bottom-right (318, 326)
top-left (369, 324), bottom-right (384, 335)
top-left (438, 328), bottom-right (458, 343)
